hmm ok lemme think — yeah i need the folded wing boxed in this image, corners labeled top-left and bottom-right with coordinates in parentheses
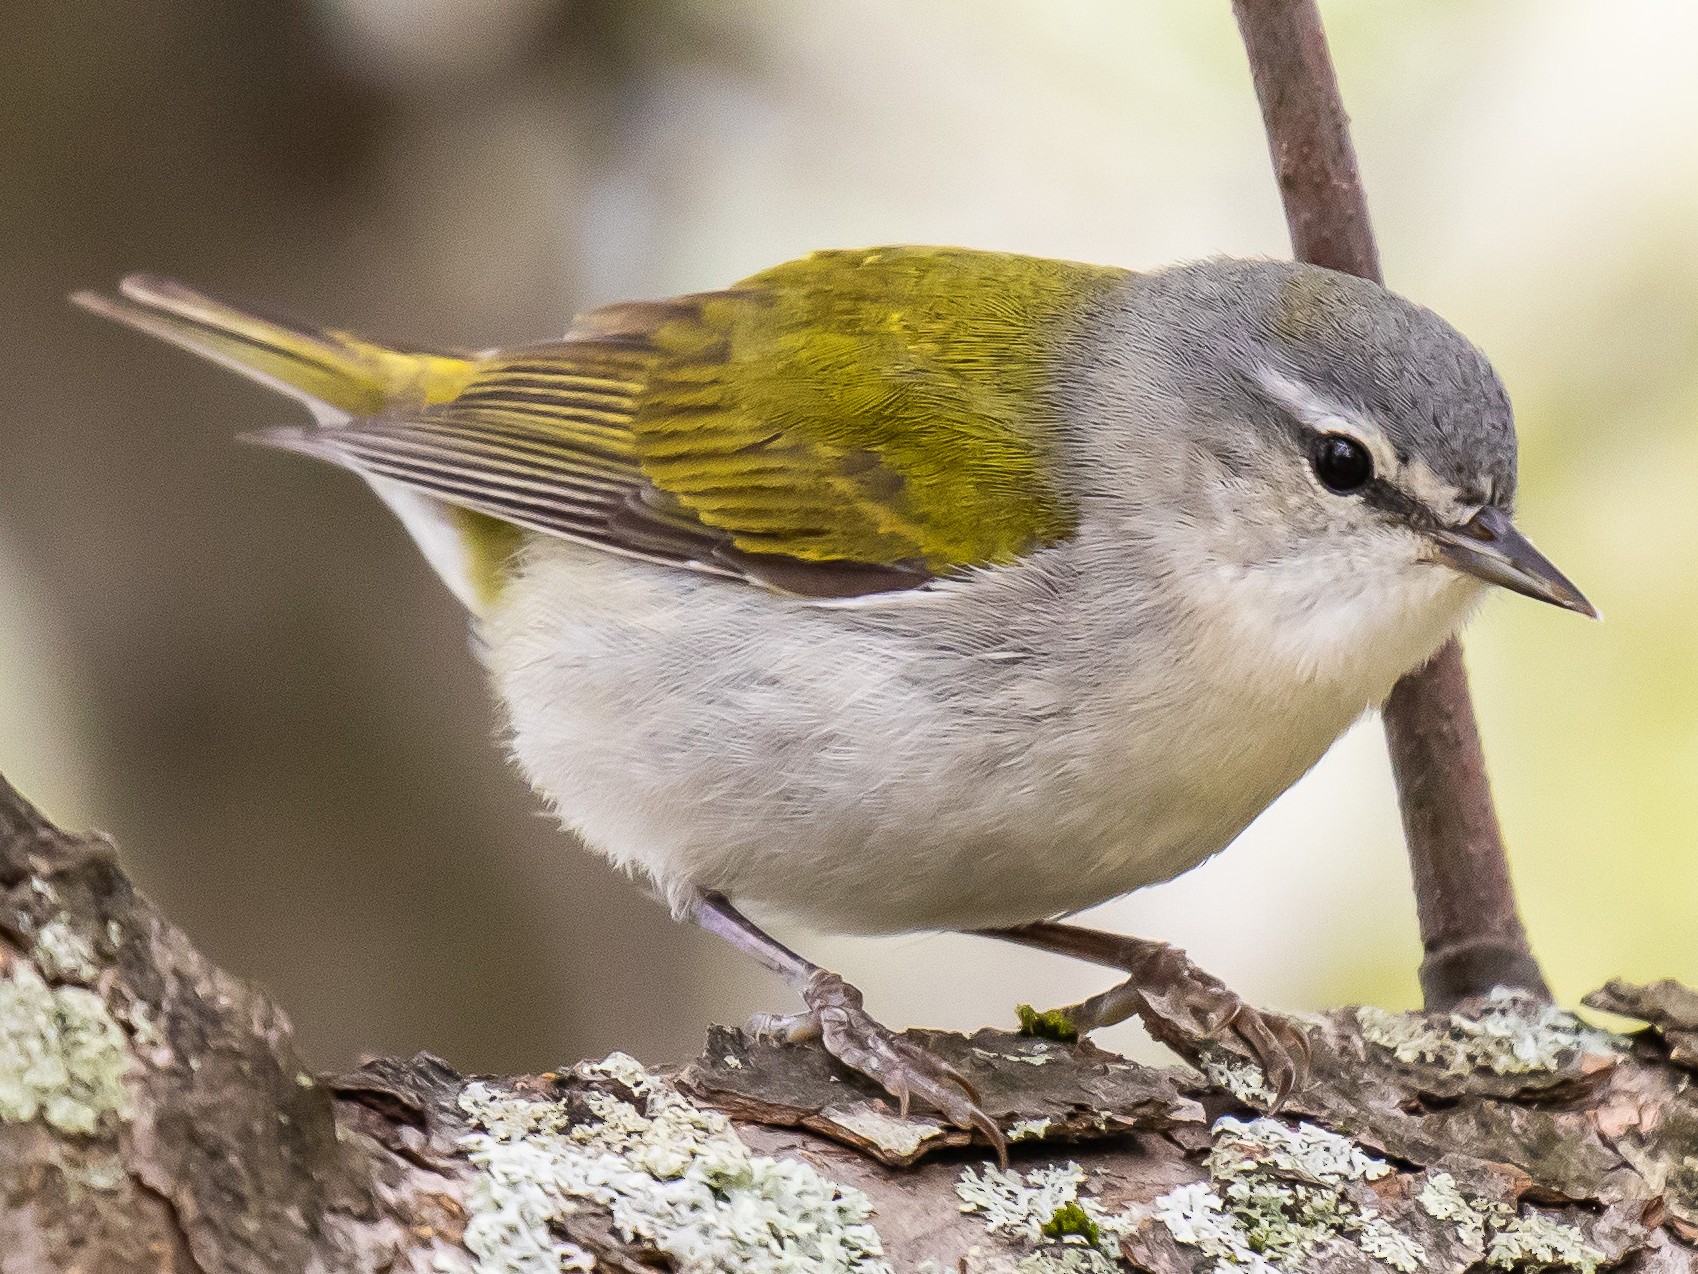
top-left (83, 247), bottom-right (1123, 600)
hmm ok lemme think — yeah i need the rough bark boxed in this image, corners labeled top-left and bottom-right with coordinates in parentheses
top-left (1229, 0), bottom-right (1550, 1009)
top-left (4, 774), bottom-right (1697, 1273)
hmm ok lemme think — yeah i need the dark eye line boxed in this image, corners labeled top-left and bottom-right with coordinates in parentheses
top-left (1276, 409), bottom-right (1460, 531)
top-left (1360, 479), bottom-right (1429, 526)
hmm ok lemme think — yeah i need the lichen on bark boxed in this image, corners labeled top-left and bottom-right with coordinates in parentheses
top-left (6, 775), bottom-right (1698, 1273)
top-left (0, 962), bottom-right (133, 1135)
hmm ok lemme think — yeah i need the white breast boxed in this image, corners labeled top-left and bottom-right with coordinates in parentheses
top-left (484, 526), bottom-right (1480, 936)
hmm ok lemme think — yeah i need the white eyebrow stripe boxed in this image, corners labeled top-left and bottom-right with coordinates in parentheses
top-left (1252, 364), bottom-right (1472, 521)
top-left (1252, 365), bottom-right (1391, 458)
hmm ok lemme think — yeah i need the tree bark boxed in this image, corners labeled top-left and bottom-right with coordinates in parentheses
top-left (1229, 0), bottom-right (1549, 1009)
top-left (3, 774), bottom-right (1695, 1273)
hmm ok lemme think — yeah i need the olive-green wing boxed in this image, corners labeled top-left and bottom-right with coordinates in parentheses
top-left (290, 247), bottom-right (1128, 597)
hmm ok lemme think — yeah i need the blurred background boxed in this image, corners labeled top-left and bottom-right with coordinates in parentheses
top-left (3, 0), bottom-right (1695, 1075)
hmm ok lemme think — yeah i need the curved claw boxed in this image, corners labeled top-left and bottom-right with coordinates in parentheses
top-left (792, 970), bottom-right (1009, 1166)
top-left (1228, 1005), bottom-right (1312, 1108)
top-left (699, 895), bottom-right (1007, 1159)
top-left (994, 925), bottom-right (1312, 1112)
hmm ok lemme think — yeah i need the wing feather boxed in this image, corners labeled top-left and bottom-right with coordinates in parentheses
top-left (262, 247), bottom-right (1125, 596)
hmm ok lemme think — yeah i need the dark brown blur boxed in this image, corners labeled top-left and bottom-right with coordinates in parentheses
top-left (0, 0), bottom-right (752, 1072)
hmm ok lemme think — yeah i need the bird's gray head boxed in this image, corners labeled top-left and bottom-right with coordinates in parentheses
top-left (1099, 258), bottom-right (1591, 627)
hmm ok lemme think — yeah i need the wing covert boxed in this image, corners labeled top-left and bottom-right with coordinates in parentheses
top-left (290, 247), bottom-right (1126, 597)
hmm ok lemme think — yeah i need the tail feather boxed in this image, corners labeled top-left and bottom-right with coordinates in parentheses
top-left (75, 275), bottom-right (516, 616)
top-left (70, 274), bottom-right (479, 425)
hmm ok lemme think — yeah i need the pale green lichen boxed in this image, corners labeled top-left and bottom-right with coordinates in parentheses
top-left (15, 884), bottom-right (103, 985)
top-left (1356, 1217), bottom-right (1426, 1271)
top-left (1357, 988), bottom-right (1613, 1077)
top-left (1417, 1170), bottom-right (1498, 1249)
top-left (976, 1039), bottom-right (1059, 1067)
top-left (1148, 1116), bottom-right (1421, 1273)
top-left (955, 1161), bottom-right (1133, 1269)
top-left (1152, 1182), bottom-right (1265, 1267)
top-left (1202, 1054), bottom-right (1277, 1105)
top-left (0, 963), bottom-right (133, 1135)
top-left (823, 1102), bottom-right (942, 1158)
top-left (1416, 1170), bottom-right (1603, 1272)
top-left (1018, 1251), bottom-right (1116, 1273)
top-left (1487, 1212), bottom-right (1605, 1273)
top-left (33, 916), bottom-right (102, 984)
top-left (1207, 1115), bottom-right (1391, 1187)
top-left (920, 1253), bottom-right (1113, 1274)
top-left (1008, 1117), bottom-right (1053, 1142)
top-left (957, 1163), bottom-right (1093, 1243)
top-left (456, 1054), bottom-right (890, 1274)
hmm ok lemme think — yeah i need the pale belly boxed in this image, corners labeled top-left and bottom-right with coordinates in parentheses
top-left (486, 543), bottom-right (1381, 935)
top-left (709, 681), bottom-right (1364, 934)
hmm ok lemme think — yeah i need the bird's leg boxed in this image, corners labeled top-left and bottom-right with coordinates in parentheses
top-left (978, 921), bottom-right (1311, 1105)
top-left (688, 892), bottom-right (1007, 1162)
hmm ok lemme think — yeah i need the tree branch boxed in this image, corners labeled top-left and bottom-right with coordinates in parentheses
top-left (4, 775), bottom-right (1696, 1271)
top-left (1229, 0), bottom-right (1549, 1009)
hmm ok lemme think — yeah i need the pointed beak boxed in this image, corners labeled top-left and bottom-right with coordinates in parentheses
top-left (1425, 505), bottom-right (1597, 618)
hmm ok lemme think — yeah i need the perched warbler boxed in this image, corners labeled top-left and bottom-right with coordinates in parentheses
top-left (77, 248), bottom-right (1591, 1159)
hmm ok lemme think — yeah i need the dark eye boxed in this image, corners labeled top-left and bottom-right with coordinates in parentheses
top-left (1311, 434), bottom-right (1373, 494)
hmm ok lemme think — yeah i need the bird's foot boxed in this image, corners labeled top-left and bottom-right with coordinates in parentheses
top-left (1014, 932), bottom-right (1310, 1106)
top-left (1126, 946), bottom-right (1311, 1106)
top-left (748, 969), bottom-right (1008, 1164)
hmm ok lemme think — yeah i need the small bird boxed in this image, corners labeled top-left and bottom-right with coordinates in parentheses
top-left (76, 248), bottom-right (1591, 1159)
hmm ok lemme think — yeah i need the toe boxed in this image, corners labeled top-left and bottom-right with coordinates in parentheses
top-left (809, 999), bottom-right (1007, 1163)
top-left (1229, 1006), bottom-right (1310, 1107)
top-left (887, 1033), bottom-right (985, 1107)
top-left (746, 1010), bottom-right (821, 1045)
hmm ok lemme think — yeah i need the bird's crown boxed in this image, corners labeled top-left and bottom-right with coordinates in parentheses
top-left (1127, 258), bottom-right (1517, 519)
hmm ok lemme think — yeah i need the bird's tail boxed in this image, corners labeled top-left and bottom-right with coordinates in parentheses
top-left (73, 275), bottom-right (518, 616)
top-left (70, 274), bottom-right (479, 425)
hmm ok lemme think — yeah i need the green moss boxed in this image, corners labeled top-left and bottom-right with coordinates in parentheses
top-left (957, 1162), bottom-right (1090, 1243)
top-left (1041, 1201), bottom-right (1101, 1247)
top-left (1016, 1004), bottom-right (1080, 1044)
top-left (955, 1161), bottom-right (1138, 1267)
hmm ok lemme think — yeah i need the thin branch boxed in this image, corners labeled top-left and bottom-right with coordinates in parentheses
top-left (1229, 0), bottom-right (1549, 1007)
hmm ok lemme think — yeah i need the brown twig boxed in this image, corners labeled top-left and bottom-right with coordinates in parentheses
top-left (1229, 0), bottom-right (1549, 1007)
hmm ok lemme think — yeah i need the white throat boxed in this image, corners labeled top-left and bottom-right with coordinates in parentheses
top-left (1190, 539), bottom-right (1484, 708)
